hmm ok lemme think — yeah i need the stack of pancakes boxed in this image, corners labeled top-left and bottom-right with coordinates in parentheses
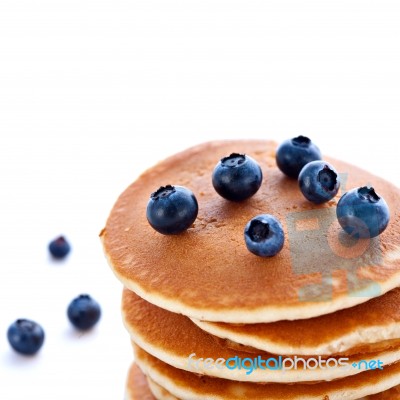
top-left (101, 140), bottom-right (400, 399)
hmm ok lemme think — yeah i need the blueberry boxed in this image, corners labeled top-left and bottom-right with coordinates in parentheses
top-left (48, 236), bottom-right (71, 259)
top-left (244, 214), bottom-right (284, 257)
top-left (298, 161), bottom-right (340, 204)
top-left (7, 319), bottom-right (45, 355)
top-left (67, 294), bottom-right (101, 331)
top-left (146, 185), bottom-right (198, 235)
top-left (212, 153), bottom-right (263, 201)
top-left (276, 136), bottom-right (322, 178)
top-left (336, 186), bottom-right (390, 239)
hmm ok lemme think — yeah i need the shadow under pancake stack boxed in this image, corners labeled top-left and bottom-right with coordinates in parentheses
top-left (101, 140), bottom-right (400, 399)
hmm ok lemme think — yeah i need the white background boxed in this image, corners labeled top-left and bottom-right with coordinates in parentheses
top-left (0, 1), bottom-right (400, 399)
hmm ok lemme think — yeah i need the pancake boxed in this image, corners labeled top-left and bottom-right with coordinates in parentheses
top-left (214, 336), bottom-right (400, 360)
top-left (101, 140), bottom-right (400, 323)
top-left (148, 376), bottom-right (400, 400)
top-left (124, 363), bottom-right (180, 400)
top-left (125, 363), bottom-right (156, 400)
top-left (190, 287), bottom-right (400, 356)
top-left (134, 344), bottom-right (400, 400)
top-left (147, 377), bottom-right (180, 400)
top-left (365, 385), bottom-right (400, 399)
top-left (124, 362), bottom-right (400, 400)
top-left (122, 288), bottom-right (400, 383)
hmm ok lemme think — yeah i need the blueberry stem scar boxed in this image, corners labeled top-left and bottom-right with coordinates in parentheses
top-left (221, 153), bottom-right (246, 167)
top-left (151, 185), bottom-right (176, 200)
top-left (292, 136), bottom-right (311, 146)
top-left (248, 220), bottom-right (270, 242)
top-left (358, 186), bottom-right (380, 203)
top-left (318, 165), bottom-right (337, 192)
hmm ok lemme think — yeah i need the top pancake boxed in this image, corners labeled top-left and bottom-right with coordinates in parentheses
top-left (101, 140), bottom-right (400, 323)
